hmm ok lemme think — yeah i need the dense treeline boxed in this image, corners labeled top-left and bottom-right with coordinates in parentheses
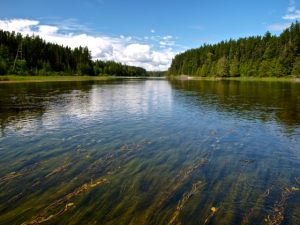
top-left (0, 30), bottom-right (147, 76)
top-left (169, 22), bottom-right (300, 77)
top-left (147, 71), bottom-right (167, 77)
top-left (93, 60), bottom-right (147, 77)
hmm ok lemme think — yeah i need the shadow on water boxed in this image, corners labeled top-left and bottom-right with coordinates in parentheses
top-left (0, 79), bottom-right (299, 225)
top-left (168, 79), bottom-right (300, 130)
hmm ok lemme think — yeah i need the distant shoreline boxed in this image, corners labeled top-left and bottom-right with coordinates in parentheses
top-left (172, 75), bottom-right (300, 82)
top-left (0, 75), bottom-right (163, 83)
top-left (2, 75), bottom-right (299, 83)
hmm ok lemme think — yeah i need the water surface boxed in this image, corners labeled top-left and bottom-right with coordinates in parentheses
top-left (0, 79), bottom-right (300, 225)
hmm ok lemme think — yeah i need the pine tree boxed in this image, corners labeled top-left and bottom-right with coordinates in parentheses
top-left (168, 22), bottom-right (300, 78)
top-left (292, 57), bottom-right (300, 76)
top-left (229, 57), bottom-right (240, 77)
top-left (216, 56), bottom-right (229, 77)
top-left (0, 58), bottom-right (7, 75)
top-left (0, 29), bottom-right (146, 76)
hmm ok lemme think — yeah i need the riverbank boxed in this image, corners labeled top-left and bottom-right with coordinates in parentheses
top-left (0, 75), bottom-right (119, 83)
top-left (173, 75), bottom-right (300, 82)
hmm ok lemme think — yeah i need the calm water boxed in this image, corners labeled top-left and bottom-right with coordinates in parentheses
top-left (0, 79), bottom-right (300, 225)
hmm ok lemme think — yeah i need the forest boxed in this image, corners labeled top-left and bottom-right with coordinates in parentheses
top-left (169, 22), bottom-right (300, 77)
top-left (0, 30), bottom-right (147, 77)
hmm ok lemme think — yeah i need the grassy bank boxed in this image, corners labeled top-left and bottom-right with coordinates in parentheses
top-left (171, 75), bottom-right (300, 82)
top-left (0, 75), bottom-right (117, 83)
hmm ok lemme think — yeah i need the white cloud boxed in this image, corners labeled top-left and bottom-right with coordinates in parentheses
top-left (159, 41), bottom-right (175, 47)
top-left (283, 10), bottom-right (300, 19)
top-left (0, 19), bottom-right (39, 33)
top-left (0, 18), bottom-right (176, 71)
top-left (163, 35), bottom-right (173, 40)
top-left (124, 44), bottom-right (151, 61)
top-left (151, 29), bottom-right (155, 33)
top-left (38, 25), bottom-right (59, 34)
top-left (283, 0), bottom-right (300, 20)
top-left (148, 35), bottom-right (176, 48)
top-left (267, 23), bottom-right (290, 32)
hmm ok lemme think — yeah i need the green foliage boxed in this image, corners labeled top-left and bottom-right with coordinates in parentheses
top-left (93, 60), bottom-right (147, 77)
top-left (0, 44), bottom-right (10, 75)
top-left (169, 22), bottom-right (300, 77)
top-left (229, 57), bottom-right (240, 77)
top-left (13, 59), bottom-right (27, 75)
top-left (0, 58), bottom-right (7, 75)
top-left (147, 71), bottom-right (166, 77)
top-left (292, 57), bottom-right (300, 76)
top-left (216, 56), bottom-right (229, 77)
top-left (0, 30), bottom-right (146, 77)
top-left (259, 60), bottom-right (272, 77)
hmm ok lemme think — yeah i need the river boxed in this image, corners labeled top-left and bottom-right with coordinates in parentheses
top-left (0, 79), bottom-right (299, 225)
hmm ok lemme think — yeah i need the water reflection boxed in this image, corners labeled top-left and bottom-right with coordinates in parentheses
top-left (0, 81), bottom-right (93, 135)
top-left (0, 80), bottom-right (173, 136)
top-left (169, 79), bottom-right (300, 131)
top-left (0, 79), bottom-right (299, 225)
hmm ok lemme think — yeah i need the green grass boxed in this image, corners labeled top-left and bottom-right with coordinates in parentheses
top-left (222, 76), bottom-right (300, 82)
top-left (0, 75), bottom-right (117, 83)
top-left (170, 75), bottom-right (300, 82)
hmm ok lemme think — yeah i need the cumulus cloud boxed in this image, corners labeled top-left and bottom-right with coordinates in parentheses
top-left (38, 25), bottom-right (59, 34)
top-left (283, 0), bottom-right (300, 20)
top-left (0, 19), bottom-right (39, 33)
top-left (0, 18), bottom-right (176, 71)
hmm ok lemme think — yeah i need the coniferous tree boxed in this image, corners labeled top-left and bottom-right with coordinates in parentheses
top-left (168, 22), bottom-right (300, 78)
top-left (0, 30), bottom-right (147, 76)
top-left (229, 57), bottom-right (239, 77)
top-left (216, 56), bottom-right (229, 77)
top-left (292, 56), bottom-right (300, 76)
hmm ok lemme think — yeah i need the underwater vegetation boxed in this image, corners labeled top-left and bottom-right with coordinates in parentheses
top-left (0, 79), bottom-right (300, 224)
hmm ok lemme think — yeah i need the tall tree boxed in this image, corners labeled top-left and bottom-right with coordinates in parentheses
top-left (0, 30), bottom-right (147, 76)
top-left (168, 22), bottom-right (300, 78)
top-left (292, 56), bottom-right (300, 76)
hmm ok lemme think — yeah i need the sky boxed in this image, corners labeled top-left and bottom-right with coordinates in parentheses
top-left (0, 0), bottom-right (299, 71)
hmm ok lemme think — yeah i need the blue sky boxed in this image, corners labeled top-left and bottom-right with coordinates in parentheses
top-left (0, 0), bottom-right (299, 70)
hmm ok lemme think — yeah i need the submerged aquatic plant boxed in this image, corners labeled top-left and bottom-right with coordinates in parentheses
top-left (167, 180), bottom-right (205, 225)
top-left (265, 186), bottom-right (299, 225)
top-left (22, 177), bottom-right (108, 224)
top-left (203, 206), bottom-right (219, 225)
top-left (145, 158), bottom-right (208, 224)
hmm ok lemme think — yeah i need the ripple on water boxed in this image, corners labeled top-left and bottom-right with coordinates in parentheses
top-left (0, 79), bottom-right (299, 224)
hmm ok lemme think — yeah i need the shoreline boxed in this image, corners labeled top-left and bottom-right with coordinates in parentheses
top-left (0, 75), bottom-right (166, 83)
top-left (172, 75), bottom-right (300, 82)
top-left (0, 75), bottom-right (116, 83)
top-left (2, 75), bottom-right (299, 83)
